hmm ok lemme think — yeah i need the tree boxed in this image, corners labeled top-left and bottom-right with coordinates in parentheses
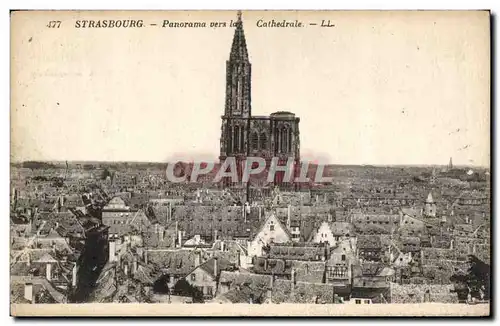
top-left (172, 279), bottom-right (204, 303)
top-left (153, 274), bottom-right (170, 294)
top-left (450, 255), bottom-right (490, 301)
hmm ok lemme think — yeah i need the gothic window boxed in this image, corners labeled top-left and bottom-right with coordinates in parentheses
top-left (288, 128), bottom-right (293, 152)
top-left (260, 133), bottom-right (268, 149)
top-left (281, 127), bottom-right (288, 153)
top-left (277, 128), bottom-right (282, 153)
top-left (251, 132), bottom-right (259, 150)
top-left (234, 125), bottom-right (240, 152)
top-left (240, 126), bottom-right (245, 151)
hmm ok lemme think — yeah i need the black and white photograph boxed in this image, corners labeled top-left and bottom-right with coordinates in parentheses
top-left (9, 10), bottom-right (491, 316)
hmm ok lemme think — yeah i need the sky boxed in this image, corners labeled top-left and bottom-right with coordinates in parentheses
top-left (11, 11), bottom-right (490, 166)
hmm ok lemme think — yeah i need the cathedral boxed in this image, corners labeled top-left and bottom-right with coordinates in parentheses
top-left (219, 12), bottom-right (301, 191)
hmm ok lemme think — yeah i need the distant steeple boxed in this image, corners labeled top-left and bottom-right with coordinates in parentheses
top-left (426, 192), bottom-right (434, 204)
top-left (229, 10), bottom-right (249, 61)
top-left (448, 157), bottom-right (453, 170)
top-left (424, 192), bottom-right (436, 217)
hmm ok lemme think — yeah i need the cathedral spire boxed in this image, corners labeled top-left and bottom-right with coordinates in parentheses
top-left (229, 11), bottom-right (249, 61)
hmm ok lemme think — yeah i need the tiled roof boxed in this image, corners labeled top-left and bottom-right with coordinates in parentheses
top-left (253, 257), bottom-right (288, 275)
top-left (267, 243), bottom-right (326, 261)
top-left (354, 222), bottom-right (393, 235)
top-left (357, 235), bottom-right (382, 249)
top-left (329, 222), bottom-right (354, 236)
top-left (146, 249), bottom-right (197, 276)
top-left (252, 258), bottom-right (325, 283)
top-left (132, 263), bottom-right (156, 285)
top-left (218, 271), bottom-right (272, 291)
top-left (214, 284), bottom-right (267, 304)
top-left (143, 226), bottom-right (176, 249)
top-left (355, 262), bottom-right (386, 276)
top-left (198, 256), bottom-right (236, 278)
top-left (171, 205), bottom-right (261, 240)
top-left (271, 279), bottom-right (335, 304)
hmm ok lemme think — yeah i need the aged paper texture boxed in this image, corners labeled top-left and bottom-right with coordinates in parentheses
top-left (10, 10), bottom-right (490, 317)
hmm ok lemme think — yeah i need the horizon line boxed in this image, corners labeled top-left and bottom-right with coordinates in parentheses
top-left (10, 159), bottom-right (490, 169)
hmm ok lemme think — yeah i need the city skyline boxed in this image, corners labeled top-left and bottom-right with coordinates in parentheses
top-left (11, 11), bottom-right (490, 166)
top-left (9, 10), bottom-right (491, 315)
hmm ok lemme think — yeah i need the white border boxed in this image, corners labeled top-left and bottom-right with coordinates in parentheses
top-left (2, 1), bottom-right (497, 325)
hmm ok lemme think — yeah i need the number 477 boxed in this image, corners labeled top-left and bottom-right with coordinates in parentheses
top-left (47, 21), bottom-right (61, 28)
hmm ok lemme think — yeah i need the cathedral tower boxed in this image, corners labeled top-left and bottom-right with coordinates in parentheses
top-left (220, 11), bottom-right (252, 160)
top-left (217, 11), bottom-right (301, 196)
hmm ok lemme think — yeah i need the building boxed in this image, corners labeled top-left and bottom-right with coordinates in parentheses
top-left (184, 254), bottom-right (236, 300)
top-left (218, 12), bottom-right (301, 193)
top-left (424, 192), bottom-right (437, 217)
top-left (247, 213), bottom-right (292, 259)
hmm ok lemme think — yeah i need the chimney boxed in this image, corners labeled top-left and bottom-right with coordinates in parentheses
top-left (132, 258), bottom-right (138, 274)
top-left (264, 258), bottom-right (268, 271)
top-left (46, 263), bottom-right (52, 281)
top-left (258, 206), bottom-right (262, 221)
top-left (178, 230), bottom-right (183, 248)
top-left (24, 283), bottom-right (33, 303)
top-left (72, 263), bottom-right (78, 287)
top-left (168, 202), bottom-right (172, 223)
top-left (214, 229), bottom-right (218, 241)
top-left (195, 250), bottom-right (201, 266)
top-left (159, 225), bottom-right (164, 242)
top-left (287, 205), bottom-right (291, 228)
top-left (213, 257), bottom-right (219, 278)
top-left (144, 250), bottom-right (148, 264)
top-left (236, 250), bottom-right (241, 268)
top-left (450, 239), bottom-right (454, 250)
top-left (221, 241), bottom-right (225, 252)
top-left (109, 241), bottom-right (116, 262)
top-left (124, 263), bottom-right (129, 276)
top-left (26, 252), bottom-right (31, 267)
